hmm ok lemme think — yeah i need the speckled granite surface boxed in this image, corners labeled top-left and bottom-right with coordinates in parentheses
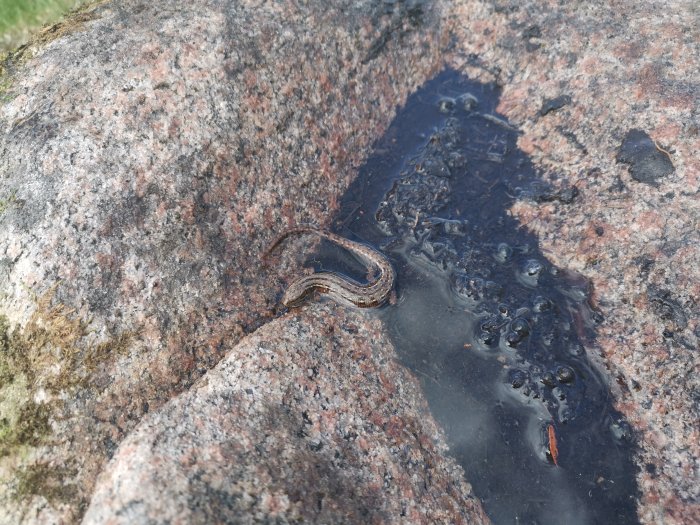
top-left (443, 2), bottom-right (699, 523)
top-left (0, 0), bottom-right (697, 523)
top-left (83, 304), bottom-right (488, 525)
top-left (0, 1), bottom-right (452, 522)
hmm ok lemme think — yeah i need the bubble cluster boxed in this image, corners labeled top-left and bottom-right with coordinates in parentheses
top-left (375, 117), bottom-right (465, 238)
top-left (371, 91), bottom-right (599, 426)
top-left (339, 69), bottom-right (638, 525)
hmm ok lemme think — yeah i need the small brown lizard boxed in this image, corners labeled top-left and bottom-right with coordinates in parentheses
top-left (264, 226), bottom-right (395, 308)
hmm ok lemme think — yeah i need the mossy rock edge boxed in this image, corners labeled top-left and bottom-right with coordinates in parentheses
top-left (0, 288), bottom-right (134, 509)
top-left (0, 0), bottom-right (108, 101)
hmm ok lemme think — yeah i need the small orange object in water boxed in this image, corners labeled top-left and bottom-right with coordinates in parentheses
top-left (547, 423), bottom-right (559, 466)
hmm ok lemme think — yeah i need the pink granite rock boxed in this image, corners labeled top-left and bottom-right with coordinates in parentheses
top-left (0, 0), bottom-right (452, 521)
top-left (0, 0), bottom-right (698, 523)
top-left (83, 304), bottom-right (489, 525)
top-left (444, 2), bottom-right (699, 523)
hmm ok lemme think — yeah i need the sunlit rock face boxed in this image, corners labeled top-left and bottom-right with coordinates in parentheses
top-left (0, 1), bottom-right (454, 522)
top-left (0, 0), bottom-right (698, 523)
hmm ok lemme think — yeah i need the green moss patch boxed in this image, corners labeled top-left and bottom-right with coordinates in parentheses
top-left (0, 287), bottom-right (134, 463)
top-left (0, 288), bottom-right (135, 510)
top-left (15, 462), bottom-right (79, 505)
top-left (0, 391), bottom-right (51, 458)
top-left (0, 190), bottom-right (17, 215)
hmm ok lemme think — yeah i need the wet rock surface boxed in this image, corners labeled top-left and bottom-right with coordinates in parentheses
top-left (83, 305), bottom-right (488, 524)
top-left (445, 2), bottom-right (699, 523)
top-left (616, 129), bottom-right (675, 186)
top-left (0, 0), bottom-right (698, 523)
top-left (337, 70), bottom-right (638, 524)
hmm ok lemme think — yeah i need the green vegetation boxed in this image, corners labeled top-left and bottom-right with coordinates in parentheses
top-left (0, 190), bottom-right (17, 215)
top-left (0, 289), bottom-right (134, 509)
top-left (0, 294), bottom-right (86, 459)
top-left (0, 289), bottom-right (133, 457)
top-left (15, 462), bottom-right (79, 505)
top-left (0, 0), bottom-right (88, 52)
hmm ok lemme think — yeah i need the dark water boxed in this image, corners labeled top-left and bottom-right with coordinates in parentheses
top-left (316, 69), bottom-right (639, 524)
